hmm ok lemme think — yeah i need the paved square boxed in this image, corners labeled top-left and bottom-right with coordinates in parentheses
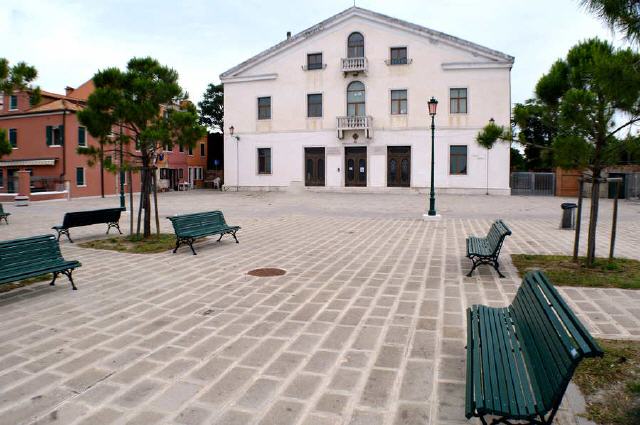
top-left (0, 191), bottom-right (639, 425)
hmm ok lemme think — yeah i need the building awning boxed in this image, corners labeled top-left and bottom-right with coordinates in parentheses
top-left (0, 158), bottom-right (57, 167)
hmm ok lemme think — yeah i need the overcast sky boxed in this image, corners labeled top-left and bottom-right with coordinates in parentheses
top-left (0, 0), bottom-right (622, 106)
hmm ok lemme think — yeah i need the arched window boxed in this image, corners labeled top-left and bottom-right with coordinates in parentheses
top-left (347, 32), bottom-right (364, 58)
top-left (347, 81), bottom-right (365, 116)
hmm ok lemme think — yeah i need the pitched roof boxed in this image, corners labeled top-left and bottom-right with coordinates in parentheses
top-left (28, 98), bottom-right (84, 113)
top-left (220, 6), bottom-right (514, 80)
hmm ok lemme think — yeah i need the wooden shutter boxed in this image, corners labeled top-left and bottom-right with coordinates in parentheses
top-left (58, 125), bottom-right (65, 145)
top-left (46, 126), bottom-right (52, 146)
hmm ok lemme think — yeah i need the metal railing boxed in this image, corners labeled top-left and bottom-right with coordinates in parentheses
top-left (341, 57), bottom-right (367, 73)
top-left (510, 172), bottom-right (556, 196)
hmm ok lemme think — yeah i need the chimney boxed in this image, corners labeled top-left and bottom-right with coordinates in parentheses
top-left (65, 86), bottom-right (74, 96)
top-left (286, 31), bottom-right (291, 39)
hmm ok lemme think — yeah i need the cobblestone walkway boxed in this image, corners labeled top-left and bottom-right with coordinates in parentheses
top-left (0, 191), bottom-right (638, 425)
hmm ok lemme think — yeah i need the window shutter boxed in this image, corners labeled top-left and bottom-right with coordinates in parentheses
top-left (46, 126), bottom-right (52, 146)
top-left (58, 125), bottom-right (65, 145)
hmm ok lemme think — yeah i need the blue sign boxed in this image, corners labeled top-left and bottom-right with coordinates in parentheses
top-left (213, 159), bottom-right (220, 166)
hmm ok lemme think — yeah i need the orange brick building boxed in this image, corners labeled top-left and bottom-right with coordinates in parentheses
top-left (0, 80), bottom-right (208, 200)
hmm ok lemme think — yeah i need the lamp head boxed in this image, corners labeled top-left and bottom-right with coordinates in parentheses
top-left (427, 97), bottom-right (438, 116)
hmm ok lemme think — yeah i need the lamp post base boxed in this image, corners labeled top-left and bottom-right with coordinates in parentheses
top-left (422, 213), bottom-right (442, 221)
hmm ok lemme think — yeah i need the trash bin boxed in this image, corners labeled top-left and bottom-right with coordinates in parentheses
top-left (560, 203), bottom-right (577, 229)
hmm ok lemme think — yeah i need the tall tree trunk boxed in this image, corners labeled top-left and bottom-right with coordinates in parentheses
top-left (143, 167), bottom-right (151, 238)
top-left (128, 169), bottom-right (134, 235)
top-left (586, 169), bottom-right (601, 267)
top-left (152, 168), bottom-right (160, 236)
top-left (136, 168), bottom-right (144, 236)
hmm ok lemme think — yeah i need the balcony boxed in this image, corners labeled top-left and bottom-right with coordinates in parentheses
top-left (341, 57), bottom-right (367, 75)
top-left (337, 115), bottom-right (373, 140)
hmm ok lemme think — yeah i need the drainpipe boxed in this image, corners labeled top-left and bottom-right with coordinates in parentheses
top-left (60, 103), bottom-right (67, 182)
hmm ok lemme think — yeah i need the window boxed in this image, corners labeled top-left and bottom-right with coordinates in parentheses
top-left (46, 125), bottom-right (64, 146)
top-left (78, 127), bottom-right (87, 147)
top-left (8, 129), bottom-right (17, 148)
top-left (178, 168), bottom-right (184, 179)
top-left (179, 144), bottom-right (184, 153)
top-left (307, 53), bottom-right (323, 70)
top-left (258, 148), bottom-right (272, 174)
top-left (391, 90), bottom-right (407, 115)
top-left (188, 146), bottom-right (193, 156)
top-left (347, 32), bottom-right (364, 58)
top-left (200, 143), bottom-right (205, 157)
top-left (450, 145), bottom-right (468, 175)
top-left (0, 171), bottom-right (3, 188)
top-left (76, 167), bottom-right (85, 186)
top-left (258, 97), bottom-right (271, 120)
top-left (347, 81), bottom-right (365, 116)
top-left (307, 94), bottom-right (322, 118)
top-left (450, 88), bottom-right (468, 114)
top-left (390, 47), bottom-right (408, 65)
top-left (9, 95), bottom-right (18, 110)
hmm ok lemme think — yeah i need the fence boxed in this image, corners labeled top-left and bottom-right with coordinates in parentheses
top-left (510, 172), bottom-right (556, 196)
top-left (626, 173), bottom-right (640, 201)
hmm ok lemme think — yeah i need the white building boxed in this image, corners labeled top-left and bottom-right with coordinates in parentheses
top-left (221, 6), bottom-right (514, 194)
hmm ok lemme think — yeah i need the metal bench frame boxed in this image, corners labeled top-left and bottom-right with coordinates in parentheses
top-left (168, 211), bottom-right (240, 255)
top-left (53, 208), bottom-right (123, 243)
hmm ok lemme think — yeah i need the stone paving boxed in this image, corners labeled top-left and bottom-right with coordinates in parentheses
top-left (0, 191), bottom-right (639, 425)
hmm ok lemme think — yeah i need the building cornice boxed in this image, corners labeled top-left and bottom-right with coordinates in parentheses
top-left (0, 110), bottom-right (70, 120)
top-left (442, 62), bottom-right (513, 70)
top-left (220, 73), bottom-right (279, 84)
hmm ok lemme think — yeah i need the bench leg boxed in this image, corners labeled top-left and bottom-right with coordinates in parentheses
top-left (173, 238), bottom-right (181, 253)
top-left (466, 257), bottom-right (479, 277)
top-left (187, 238), bottom-right (197, 255)
top-left (217, 233), bottom-right (224, 242)
top-left (231, 231), bottom-right (239, 244)
top-left (50, 272), bottom-right (58, 286)
top-left (106, 222), bottom-right (122, 235)
top-left (56, 229), bottom-right (73, 243)
top-left (1, 216), bottom-right (7, 224)
top-left (493, 260), bottom-right (506, 279)
top-left (62, 269), bottom-right (77, 290)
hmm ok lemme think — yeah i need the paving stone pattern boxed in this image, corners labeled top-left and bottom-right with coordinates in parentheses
top-left (0, 191), bottom-right (639, 425)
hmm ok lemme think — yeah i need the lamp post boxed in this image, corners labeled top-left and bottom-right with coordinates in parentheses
top-left (426, 97), bottom-right (438, 217)
top-left (229, 126), bottom-right (240, 192)
top-left (486, 118), bottom-right (495, 196)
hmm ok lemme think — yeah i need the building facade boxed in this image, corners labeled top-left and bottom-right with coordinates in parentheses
top-left (221, 7), bottom-right (514, 194)
top-left (0, 81), bottom-right (142, 200)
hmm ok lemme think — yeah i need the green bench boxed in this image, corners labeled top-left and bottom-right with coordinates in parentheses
top-left (0, 234), bottom-right (82, 290)
top-left (0, 203), bottom-right (10, 224)
top-left (465, 271), bottom-right (603, 425)
top-left (167, 211), bottom-right (240, 255)
top-left (466, 219), bottom-right (512, 278)
top-left (53, 208), bottom-right (123, 243)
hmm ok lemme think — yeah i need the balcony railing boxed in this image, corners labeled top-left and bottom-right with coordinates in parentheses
top-left (341, 57), bottom-right (367, 74)
top-left (336, 115), bottom-right (373, 140)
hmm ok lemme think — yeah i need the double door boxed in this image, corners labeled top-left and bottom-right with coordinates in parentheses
top-left (345, 147), bottom-right (367, 187)
top-left (305, 148), bottom-right (325, 186)
top-left (387, 146), bottom-right (411, 187)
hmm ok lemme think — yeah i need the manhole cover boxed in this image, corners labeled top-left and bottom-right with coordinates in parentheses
top-left (247, 268), bottom-right (287, 277)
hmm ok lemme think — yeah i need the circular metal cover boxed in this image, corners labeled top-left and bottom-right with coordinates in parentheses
top-left (247, 268), bottom-right (286, 277)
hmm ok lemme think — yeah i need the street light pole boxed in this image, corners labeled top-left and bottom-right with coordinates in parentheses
top-left (229, 126), bottom-right (240, 192)
top-left (426, 97), bottom-right (438, 217)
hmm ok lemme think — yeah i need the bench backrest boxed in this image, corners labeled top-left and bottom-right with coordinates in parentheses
top-left (62, 208), bottom-right (122, 228)
top-left (0, 235), bottom-right (64, 275)
top-left (167, 211), bottom-right (228, 235)
top-left (485, 219), bottom-right (511, 255)
top-left (509, 271), bottom-right (602, 413)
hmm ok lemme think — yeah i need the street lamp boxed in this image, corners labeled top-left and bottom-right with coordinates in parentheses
top-left (229, 126), bottom-right (240, 192)
top-left (426, 97), bottom-right (438, 217)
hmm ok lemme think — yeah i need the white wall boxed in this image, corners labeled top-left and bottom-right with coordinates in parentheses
top-left (223, 12), bottom-right (512, 193)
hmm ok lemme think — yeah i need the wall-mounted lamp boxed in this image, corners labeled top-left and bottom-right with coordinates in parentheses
top-left (489, 117), bottom-right (495, 125)
top-left (229, 126), bottom-right (240, 141)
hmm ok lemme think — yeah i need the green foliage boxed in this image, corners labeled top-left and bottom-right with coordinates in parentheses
top-left (78, 57), bottom-right (207, 237)
top-left (0, 58), bottom-right (40, 105)
top-left (198, 83), bottom-right (224, 133)
top-left (0, 129), bottom-right (12, 157)
top-left (512, 100), bottom-right (556, 170)
top-left (475, 122), bottom-right (510, 149)
top-left (510, 147), bottom-right (527, 171)
top-left (581, 0), bottom-right (640, 44)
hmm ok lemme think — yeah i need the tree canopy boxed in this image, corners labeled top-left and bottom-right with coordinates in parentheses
top-left (198, 83), bottom-right (224, 133)
top-left (78, 57), bottom-right (207, 237)
top-left (581, 0), bottom-right (640, 44)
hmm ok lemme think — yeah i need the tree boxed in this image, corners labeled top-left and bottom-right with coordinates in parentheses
top-left (510, 147), bottom-right (527, 171)
top-left (476, 120), bottom-right (512, 194)
top-left (581, 0), bottom-right (640, 44)
top-left (78, 57), bottom-right (207, 238)
top-left (0, 58), bottom-right (40, 158)
top-left (512, 100), bottom-right (557, 170)
top-left (198, 83), bottom-right (224, 133)
top-left (476, 39), bottom-right (640, 267)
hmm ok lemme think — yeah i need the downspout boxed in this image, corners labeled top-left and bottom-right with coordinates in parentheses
top-left (60, 102), bottom-right (67, 181)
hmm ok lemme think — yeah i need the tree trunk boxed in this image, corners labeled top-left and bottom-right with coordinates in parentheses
top-left (128, 169), bottom-right (134, 236)
top-left (152, 168), bottom-right (160, 236)
top-left (585, 170), bottom-right (601, 267)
